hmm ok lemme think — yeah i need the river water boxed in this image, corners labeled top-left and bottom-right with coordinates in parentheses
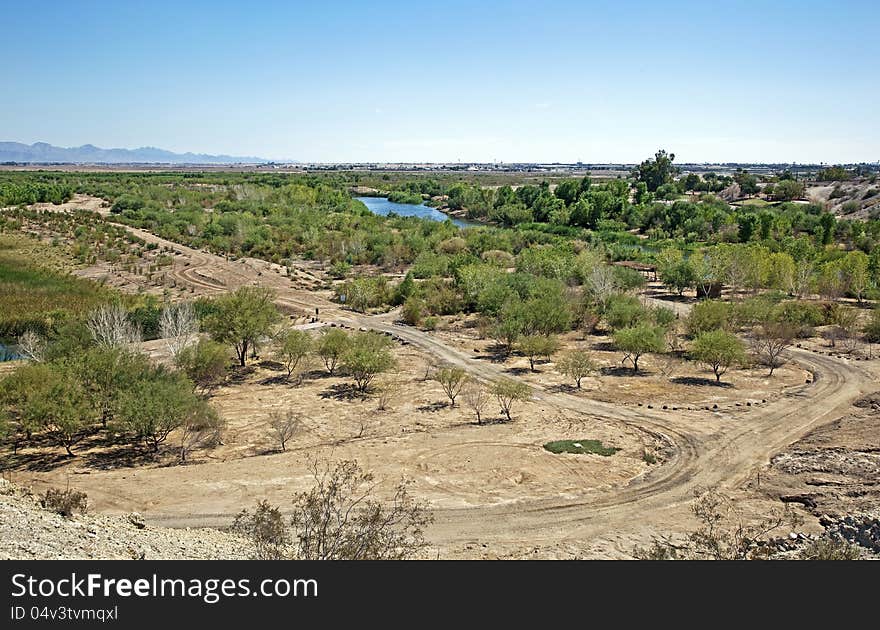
top-left (355, 197), bottom-right (476, 228)
top-left (0, 342), bottom-right (21, 362)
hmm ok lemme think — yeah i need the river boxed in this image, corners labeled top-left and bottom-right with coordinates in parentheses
top-left (354, 197), bottom-right (476, 228)
top-left (0, 342), bottom-right (21, 362)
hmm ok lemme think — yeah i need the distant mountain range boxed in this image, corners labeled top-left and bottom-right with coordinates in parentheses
top-left (0, 142), bottom-right (273, 164)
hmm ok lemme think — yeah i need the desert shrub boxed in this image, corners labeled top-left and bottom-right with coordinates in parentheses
top-left (771, 301), bottom-right (824, 337)
top-left (233, 460), bottom-right (431, 560)
top-left (864, 308), bottom-right (880, 343)
top-left (401, 296), bottom-right (425, 326)
top-left (798, 538), bottom-right (861, 560)
top-left (42, 487), bottom-right (88, 517)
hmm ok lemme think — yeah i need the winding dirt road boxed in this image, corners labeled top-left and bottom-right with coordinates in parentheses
top-left (100, 220), bottom-right (875, 554)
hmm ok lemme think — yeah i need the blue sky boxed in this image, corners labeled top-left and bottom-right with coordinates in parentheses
top-left (2, 0), bottom-right (877, 163)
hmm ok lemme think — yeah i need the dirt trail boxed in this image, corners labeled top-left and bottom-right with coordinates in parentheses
top-left (87, 215), bottom-right (876, 555)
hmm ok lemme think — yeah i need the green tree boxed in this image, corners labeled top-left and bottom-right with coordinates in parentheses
top-left (770, 179), bottom-right (805, 202)
top-left (691, 330), bottom-right (746, 383)
top-left (434, 366), bottom-right (468, 406)
top-left (516, 334), bottom-right (560, 371)
top-left (316, 328), bottom-right (350, 375)
top-left (75, 347), bottom-right (152, 427)
top-left (38, 366), bottom-right (93, 456)
top-left (841, 250), bottom-right (871, 303)
top-left (115, 369), bottom-right (215, 452)
top-left (686, 300), bottom-right (733, 337)
top-left (633, 149), bottom-right (677, 192)
top-left (613, 324), bottom-right (666, 372)
top-left (276, 329), bottom-right (314, 381)
top-left (342, 332), bottom-right (397, 392)
top-left (657, 250), bottom-right (695, 296)
top-left (556, 349), bottom-right (596, 388)
top-left (176, 338), bottom-right (229, 394)
top-left (491, 379), bottom-right (531, 422)
top-left (203, 287), bottom-right (281, 366)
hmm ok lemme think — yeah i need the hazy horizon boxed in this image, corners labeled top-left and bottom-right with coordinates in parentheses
top-left (2, 0), bottom-right (877, 164)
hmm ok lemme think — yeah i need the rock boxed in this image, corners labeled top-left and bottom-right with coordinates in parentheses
top-left (127, 513), bottom-right (146, 529)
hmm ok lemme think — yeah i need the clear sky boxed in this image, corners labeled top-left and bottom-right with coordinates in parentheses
top-left (2, 0), bottom-right (877, 163)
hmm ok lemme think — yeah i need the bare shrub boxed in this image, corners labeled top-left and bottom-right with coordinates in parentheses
top-left (462, 382), bottom-right (490, 425)
top-left (179, 413), bottom-right (225, 464)
top-left (233, 459), bottom-right (431, 560)
top-left (232, 500), bottom-right (290, 560)
top-left (798, 537), bottom-right (861, 560)
top-left (375, 376), bottom-right (402, 411)
top-left (750, 321), bottom-right (795, 376)
top-left (41, 487), bottom-right (88, 518)
top-left (268, 410), bottom-right (300, 451)
top-left (633, 488), bottom-right (802, 560)
top-left (291, 459), bottom-right (431, 559)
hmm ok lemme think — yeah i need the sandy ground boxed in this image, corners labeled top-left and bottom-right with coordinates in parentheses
top-left (3, 195), bottom-right (879, 558)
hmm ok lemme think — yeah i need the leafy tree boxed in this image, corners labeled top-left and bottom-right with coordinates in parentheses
top-left (75, 347), bottom-right (152, 427)
top-left (691, 330), bottom-right (746, 383)
top-left (841, 250), bottom-right (871, 303)
top-left (737, 213), bottom-right (759, 242)
top-left (632, 149), bottom-right (677, 192)
top-left (491, 299), bottom-right (528, 353)
top-left (38, 366), bottom-right (92, 456)
top-left (276, 329), bottom-right (313, 381)
top-left (115, 369), bottom-right (215, 452)
top-left (657, 250), bottom-right (695, 296)
top-left (491, 379), bottom-right (531, 422)
top-left (556, 349), bottom-right (596, 388)
top-left (203, 287), bottom-right (281, 366)
top-left (686, 300), bottom-right (733, 337)
top-left (605, 295), bottom-right (649, 330)
top-left (734, 171), bottom-right (759, 196)
top-left (176, 338), bottom-right (229, 394)
top-left (770, 179), bottom-right (805, 202)
top-left (434, 366), bottom-right (468, 406)
top-left (316, 328), bottom-right (349, 375)
top-left (341, 332), bottom-right (397, 392)
top-left (516, 334), bottom-right (560, 371)
top-left (401, 296), bottom-right (425, 326)
top-left (613, 324), bottom-right (666, 372)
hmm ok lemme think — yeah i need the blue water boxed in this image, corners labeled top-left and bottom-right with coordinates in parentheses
top-left (355, 197), bottom-right (476, 228)
top-left (0, 342), bottom-right (22, 362)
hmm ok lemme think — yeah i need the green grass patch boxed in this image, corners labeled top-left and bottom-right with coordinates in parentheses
top-left (733, 198), bottom-right (774, 207)
top-left (543, 439), bottom-right (620, 456)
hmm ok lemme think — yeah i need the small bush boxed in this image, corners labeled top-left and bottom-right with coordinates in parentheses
top-left (42, 488), bottom-right (88, 517)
